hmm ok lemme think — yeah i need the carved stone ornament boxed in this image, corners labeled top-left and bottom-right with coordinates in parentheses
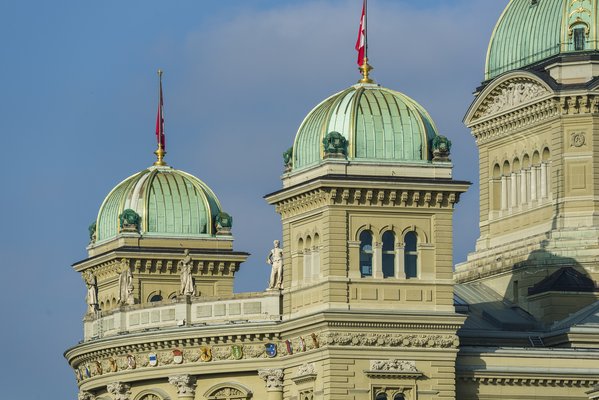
top-left (431, 135), bottom-right (452, 162)
top-left (371, 359), bottom-right (418, 372)
top-left (106, 382), bottom-right (131, 400)
top-left (88, 221), bottom-right (97, 243)
top-left (258, 368), bottom-right (284, 391)
top-left (322, 131), bottom-right (348, 157)
top-left (78, 390), bottom-right (96, 400)
top-left (283, 146), bottom-right (294, 171)
top-left (211, 387), bottom-right (247, 399)
top-left (298, 362), bottom-right (316, 376)
top-left (320, 332), bottom-right (459, 348)
top-left (292, 363), bottom-right (317, 385)
top-left (168, 374), bottom-right (197, 396)
top-left (571, 132), bottom-right (586, 148)
top-left (479, 80), bottom-right (549, 118)
top-left (214, 211), bottom-right (233, 235)
top-left (118, 209), bottom-right (141, 232)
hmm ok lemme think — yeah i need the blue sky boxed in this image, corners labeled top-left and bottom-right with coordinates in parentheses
top-left (0, 0), bottom-right (508, 398)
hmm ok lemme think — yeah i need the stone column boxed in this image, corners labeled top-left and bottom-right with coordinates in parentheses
top-left (168, 374), bottom-right (197, 399)
top-left (311, 246), bottom-right (320, 280)
top-left (501, 176), bottom-right (508, 210)
top-left (303, 249), bottom-right (312, 284)
top-left (541, 162), bottom-right (548, 199)
top-left (258, 368), bottom-right (284, 400)
top-left (520, 169), bottom-right (527, 205)
top-left (372, 241), bottom-right (383, 278)
top-left (530, 166), bottom-right (539, 202)
top-left (510, 172), bottom-right (518, 208)
top-left (395, 243), bottom-right (406, 279)
top-left (348, 241), bottom-right (361, 279)
top-left (107, 382), bottom-right (131, 400)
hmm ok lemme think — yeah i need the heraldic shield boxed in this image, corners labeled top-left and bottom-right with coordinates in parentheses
top-left (265, 343), bottom-right (277, 358)
top-left (232, 345), bottom-right (243, 360)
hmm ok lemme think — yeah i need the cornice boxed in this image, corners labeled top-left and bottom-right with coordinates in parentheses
top-left (272, 185), bottom-right (467, 219)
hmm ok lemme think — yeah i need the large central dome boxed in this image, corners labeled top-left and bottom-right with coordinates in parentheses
top-left (487, 0), bottom-right (599, 80)
top-left (290, 82), bottom-right (439, 171)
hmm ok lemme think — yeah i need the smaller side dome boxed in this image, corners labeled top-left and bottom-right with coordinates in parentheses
top-left (290, 83), bottom-right (439, 171)
top-left (94, 166), bottom-right (223, 243)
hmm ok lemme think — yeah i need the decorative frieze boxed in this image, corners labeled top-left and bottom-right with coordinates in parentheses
top-left (71, 330), bottom-right (457, 383)
top-left (168, 374), bottom-right (197, 397)
top-left (458, 376), bottom-right (599, 387)
top-left (274, 188), bottom-right (461, 218)
top-left (258, 368), bottom-right (284, 391)
top-left (477, 80), bottom-right (549, 119)
top-left (107, 382), bottom-right (131, 400)
top-left (371, 359), bottom-right (418, 372)
top-left (366, 360), bottom-right (423, 380)
top-left (320, 332), bottom-right (459, 349)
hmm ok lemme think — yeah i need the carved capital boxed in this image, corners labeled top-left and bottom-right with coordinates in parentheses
top-left (107, 382), bottom-right (131, 400)
top-left (258, 368), bottom-right (284, 391)
top-left (78, 390), bottom-right (96, 400)
top-left (168, 374), bottom-right (197, 397)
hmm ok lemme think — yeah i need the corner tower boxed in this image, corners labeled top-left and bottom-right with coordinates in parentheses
top-left (458, 0), bottom-right (599, 323)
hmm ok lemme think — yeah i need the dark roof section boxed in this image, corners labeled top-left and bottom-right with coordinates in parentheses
top-left (528, 267), bottom-right (598, 296)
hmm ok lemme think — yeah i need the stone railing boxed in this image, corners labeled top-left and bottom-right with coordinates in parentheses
top-left (83, 292), bottom-right (281, 341)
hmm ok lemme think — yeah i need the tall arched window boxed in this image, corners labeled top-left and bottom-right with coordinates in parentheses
top-left (359, 231), bottom-right (373, 277)
top-left (394, 395), bottom-right (405, 400)
top-left (375, 394), bottom-right (387, 400)
top-left (382, 231), bottom-right (395, 278)
top-left (573, 25), bottom-right (586, 51)
top-left (404, 232), bottom-right (418, 278)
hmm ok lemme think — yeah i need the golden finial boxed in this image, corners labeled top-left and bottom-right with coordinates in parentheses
top-left (154, 69), bottom-right (167, 166)
top-left (154, 144), bottom-right (166, 166)
top-left (358, 57), bottom-right (374, 84)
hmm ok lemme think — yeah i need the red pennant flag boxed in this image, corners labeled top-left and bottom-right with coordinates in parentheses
top-left (155, 73), bottom-right (166, 151)
top-left (355, 0), bottom-right (366, 66)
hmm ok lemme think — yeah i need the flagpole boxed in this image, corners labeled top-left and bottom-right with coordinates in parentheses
top-left (358, 0), bottom-right (373, 83)
top-left (365, 0), bottom-right (368, 60)
top-left (154, 69), bottom-right (167, 166)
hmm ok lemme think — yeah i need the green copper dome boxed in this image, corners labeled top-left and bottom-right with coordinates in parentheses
top-left (291, 83), bottom-right (439, 171)
top-left (95, 166), bottom-right (222, 243)
top-left (487, 0), bottom-right (599, 80)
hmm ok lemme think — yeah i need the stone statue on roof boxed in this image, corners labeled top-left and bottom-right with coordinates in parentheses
top-left (178, 249), bottom-right (195, 296)
top-left (267, 240), bottom-right (284, 290)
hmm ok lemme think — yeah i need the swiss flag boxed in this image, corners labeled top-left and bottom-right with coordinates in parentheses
top-left (355, 0), bottom-right (366, 66)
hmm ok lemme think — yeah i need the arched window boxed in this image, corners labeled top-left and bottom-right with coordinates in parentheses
top-left (205, 383), bottom-right (252, 400)
top-left (404, 232), bottom-right (418, 279)
top-left (382, 231), bottom-right (395, 278)
top-left (138, 395), bottom-right (161, 400)
top-left (149, 294), bottom-right (163, 302)
top-left (573, 25), bottom-right (586, 51)
top-left (394, 395), bottom-right (405, 400)
top-left (359, 231), bottom-right (373, 277)
top-left (375, 393), bottom-right (388, 400)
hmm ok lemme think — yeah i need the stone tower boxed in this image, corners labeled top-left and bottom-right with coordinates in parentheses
top-left (266, 75), bottom-right (469, 399)
top-left (456, 0), bottom-right (599, 323)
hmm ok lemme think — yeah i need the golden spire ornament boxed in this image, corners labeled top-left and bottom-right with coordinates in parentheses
top-left (358, 57), bottom-right (374, 84)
